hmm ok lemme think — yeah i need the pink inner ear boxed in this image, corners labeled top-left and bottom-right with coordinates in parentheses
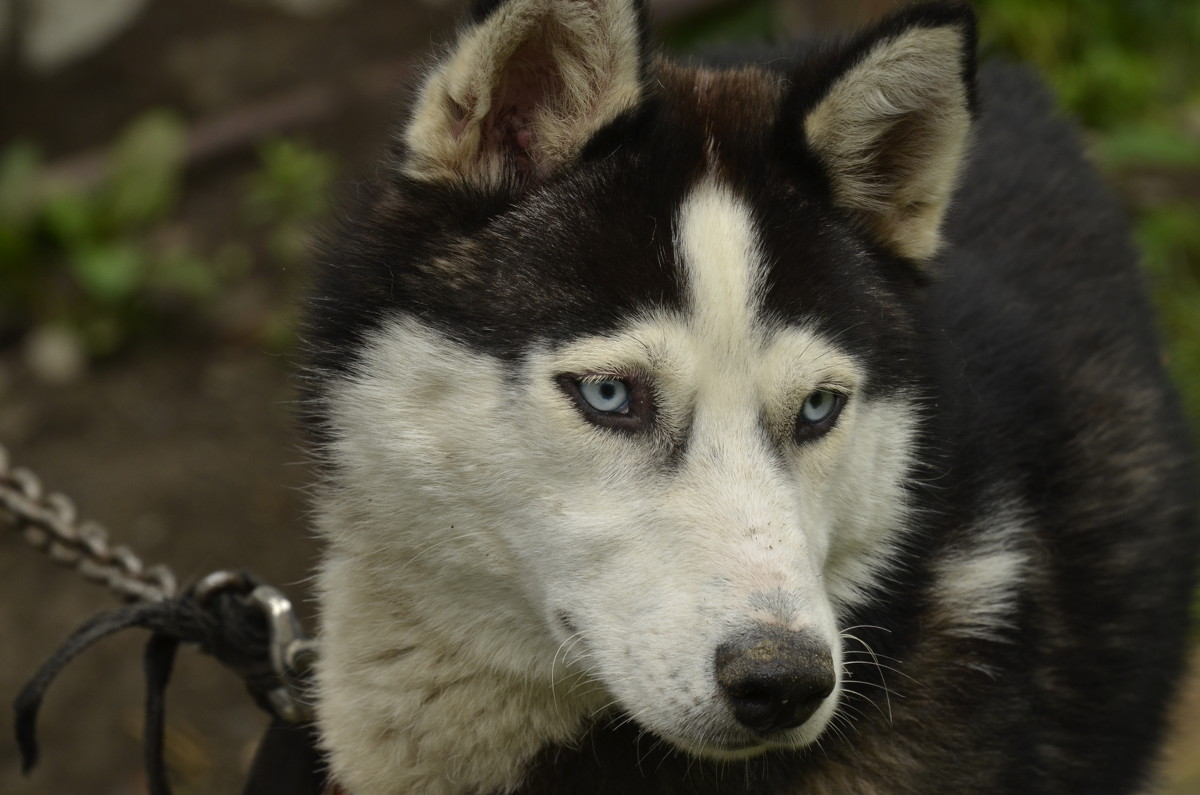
top-left (483, 43), bottom-right (562, 174)
top-left (485, 93), bottom-right (534, 171)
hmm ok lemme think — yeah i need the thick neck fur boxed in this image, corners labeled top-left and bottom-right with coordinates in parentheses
top-left (317, 536), bottom-right (601, 794)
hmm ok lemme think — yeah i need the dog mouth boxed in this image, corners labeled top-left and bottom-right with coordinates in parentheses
top-left (617, 679), bottom-right (839, 762)
top-left (654, 723), bottom-right (813, 761)
top-left (595, 691), bottom-right (835, 762)
top-left (669, 734), bottom-right (771, 759)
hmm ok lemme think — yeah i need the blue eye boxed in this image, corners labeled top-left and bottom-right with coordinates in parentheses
top-left (578, 379), bottom-right (630, 414)
top-left (560, 373), bottom-right (652, 433)
top-left (800, 390), bottom-right (839, 423)
top-left (795, 390), bottom-right (845, 443)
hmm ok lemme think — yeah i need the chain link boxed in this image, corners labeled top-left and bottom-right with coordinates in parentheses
top-left (0, 442), bottom-right (177, 603)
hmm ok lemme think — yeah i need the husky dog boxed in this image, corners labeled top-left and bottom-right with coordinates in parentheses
top-left (303, 1), bottom-right (1197, 792)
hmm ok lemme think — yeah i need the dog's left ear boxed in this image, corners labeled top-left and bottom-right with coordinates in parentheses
top-left (801, 3), bottom-right (977, 262)
top-left (402, 0), bottom-right (648, 189)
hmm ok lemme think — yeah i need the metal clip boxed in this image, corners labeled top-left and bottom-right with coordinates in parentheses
top-left (248, 584), bottom-right (318, 723)
top-left (192, 571), bottom-right (318, 724)
top-left (192, 570), bottom-right (249, 605)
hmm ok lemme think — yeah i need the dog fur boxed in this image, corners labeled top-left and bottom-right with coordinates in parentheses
top-left (303, 2), bottom-right (1198, 793)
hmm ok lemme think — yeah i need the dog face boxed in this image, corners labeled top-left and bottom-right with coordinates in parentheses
top-left (326, 180), bottom-right (921, 756)
top-left (511, 180), bottom-right (923, 756)
top-left (310, 0), bottom-right (976, 786)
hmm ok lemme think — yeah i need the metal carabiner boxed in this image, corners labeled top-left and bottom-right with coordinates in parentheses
top-left (248, 584), bottom-right (319, 723)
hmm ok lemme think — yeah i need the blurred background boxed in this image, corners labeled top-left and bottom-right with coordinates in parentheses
top-left (0, 0), bottom-right (1197, 792)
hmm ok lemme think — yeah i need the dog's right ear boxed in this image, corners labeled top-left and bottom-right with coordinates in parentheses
top-left (799, 3), bottom-right (977, 263)
top-left (402, 0), bottom-right (648, 189)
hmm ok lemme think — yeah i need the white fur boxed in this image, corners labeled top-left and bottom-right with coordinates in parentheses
top-left (314, 178), bottom-right (921, 792)
top-left (932, 498), bottom-right (1031, 641)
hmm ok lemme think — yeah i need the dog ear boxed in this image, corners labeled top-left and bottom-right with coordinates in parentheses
top-left (801, 3), bottom-right (977, 262)
top-left (402, 0), bottom-right (648, 188)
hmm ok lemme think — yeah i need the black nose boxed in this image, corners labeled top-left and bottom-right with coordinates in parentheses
top-left (715, 626), bottom-right (835, 733)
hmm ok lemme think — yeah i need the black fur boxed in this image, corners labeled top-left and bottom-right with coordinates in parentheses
top-left (506, 62), bottom-right (1199, 795)
top-left (305, 3), bottom-right (1197, 792)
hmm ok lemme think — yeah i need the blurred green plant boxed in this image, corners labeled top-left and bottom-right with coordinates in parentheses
top-left (242, 137), bottom-right (337, 350)
top-left (0, 110), bottom-right (335, 358)
top-left (664, 0), bottom-right (775, 50)
top-left (0, 110), bottom-right (216, 354)
top-left (244, 137), bottom-right (336, 264)
top-left (973, 0), bottom-right (1200, 431)
top-left (1139, 202), bottom-right (1200, 425)
top-left (977, 0), bottom-right (1198, 130)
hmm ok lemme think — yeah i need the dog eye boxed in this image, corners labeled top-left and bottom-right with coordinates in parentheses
top-left (795, 390), bottom-right (845, 441)
top-left (578, 379), bottom-right (630, 414)
top-left (559, 374), bottom-right (653, 433)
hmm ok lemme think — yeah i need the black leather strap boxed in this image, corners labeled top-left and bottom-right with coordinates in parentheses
top-left (14, 572), bottom-right (324, 794)
top-left (241, 719), bottom-right (328, 795)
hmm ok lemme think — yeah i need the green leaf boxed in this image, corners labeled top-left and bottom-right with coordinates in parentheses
top-left (0, 143), bottom-right (45, 270)
top-left (68, 242), bottom-right (147, 303)
top-left (43, 189), bottom-right (99, 246)
top-left (244, 138), bottom-right (335, 228)
top-left (0, 142), bottom-right (44, 226)
top-left (101, 110), bottom-right (188, 230)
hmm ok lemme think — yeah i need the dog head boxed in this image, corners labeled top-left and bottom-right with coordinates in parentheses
top-left (309, 0), bottom-right (975, 771)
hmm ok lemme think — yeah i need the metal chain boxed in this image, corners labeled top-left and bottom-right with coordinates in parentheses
top-left (0, 442), bottom-right (178, 603)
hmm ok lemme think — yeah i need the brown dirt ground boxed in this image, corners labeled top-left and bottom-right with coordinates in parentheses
top-left (0, 347), bottom-right (316, 795)
top-left (1, 1), bottom-right (1198, 793)
top-left (0, 2), bottom-right (456, 792)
